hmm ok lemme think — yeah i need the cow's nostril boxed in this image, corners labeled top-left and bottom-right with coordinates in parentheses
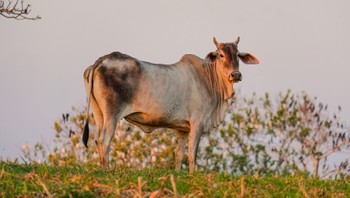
top-left (231, 72), bottom-right (242, 82)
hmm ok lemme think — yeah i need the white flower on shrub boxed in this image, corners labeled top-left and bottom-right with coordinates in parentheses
top-left (151, 147), bottom-right (158, 155)
top-left (247, 145), bottom-right (251, 152)
top-left (117, 151), bottom-right (125, 159)
top-left (151, 155), bottom-right (157, 163)
top-left (92, 152), bottom-right (98, 159)
top-left (160, 145), bottom-right (166, 151)
top-left (254, 124), bottom-right (259, 130)
top-left (142, 161), bottom-right (147, 169)
top-left (22, 144), bottom-right (30, 152)
top-left (61, 147), bottom-right (66, 154)
top-left (223, 151), bottom-right (228, 159)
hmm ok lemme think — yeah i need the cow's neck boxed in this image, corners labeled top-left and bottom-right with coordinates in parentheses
top-left (199, 62), bottom-right (231, 129)
top-left (209, 62), bottom-right (234, 101)
top-left (182, 56), bottom-right (233, 101)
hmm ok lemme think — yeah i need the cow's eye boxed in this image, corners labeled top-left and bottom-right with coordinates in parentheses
top-left (219, 54), bottom-right (224, 58)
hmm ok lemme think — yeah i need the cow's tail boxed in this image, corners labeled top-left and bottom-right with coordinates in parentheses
top-left (82, 65), bottom-right (95, 148)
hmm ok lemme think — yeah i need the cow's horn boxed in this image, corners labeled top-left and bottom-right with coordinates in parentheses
top-left (213, 37), bottom-right (219, 48)
top-left (234, 36), bottom-right (240, 45)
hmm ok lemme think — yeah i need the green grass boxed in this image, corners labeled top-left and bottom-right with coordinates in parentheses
top-left (0, 161), bottom-right (349, 197)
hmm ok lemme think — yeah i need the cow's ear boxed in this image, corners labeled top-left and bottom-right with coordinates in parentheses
top-left (206, 52), bottom-right (217, 62)
top-left (238, 52), bottom-right (260, 64)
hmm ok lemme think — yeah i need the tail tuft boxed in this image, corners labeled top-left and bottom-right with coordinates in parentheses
top-left (83, 63), bottom-right (96, 149)
top-left (82, 121), bottom-right (89, 148)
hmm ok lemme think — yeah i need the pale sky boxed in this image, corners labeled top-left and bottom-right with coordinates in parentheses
top-left (1, 0), bottom-right (350, 159)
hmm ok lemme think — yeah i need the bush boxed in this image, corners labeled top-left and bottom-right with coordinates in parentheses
top-left (21, 90), bottom-right (350, 178)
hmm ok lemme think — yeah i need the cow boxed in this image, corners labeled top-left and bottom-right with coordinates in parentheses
top-left (82, 37), bottom-right (259, 172)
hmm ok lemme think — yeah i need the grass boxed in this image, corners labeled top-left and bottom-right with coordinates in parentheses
top-left (1, 161), bottom-right (349, 197)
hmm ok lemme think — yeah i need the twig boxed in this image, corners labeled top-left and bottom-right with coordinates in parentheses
top-left (0, 0), bottom-right (40, 20)
top-left (37, 177), bottom-right (53, 198)
top-left (0, 165), bottom-right (5, 178)
top-left (298, 178), bottom-right (310, 198)
top-left (170, 174), bottom-right (179, 198)
top-left (136, 177), bottom-right (147, 198)
top-left (240, 177), bottom-right (245, 198)
top-left (322, 142), bottom-right (349, 159)
top-left (151, 175), bottom-right (168, 198)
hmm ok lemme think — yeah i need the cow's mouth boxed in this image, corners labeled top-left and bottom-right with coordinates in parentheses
top-left (229, 77), bottom-right (242, 83)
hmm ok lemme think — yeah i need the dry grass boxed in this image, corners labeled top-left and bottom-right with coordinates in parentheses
top-left (0, 161), bottom-right (349, 197)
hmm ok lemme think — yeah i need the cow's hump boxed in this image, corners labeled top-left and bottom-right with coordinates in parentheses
top-left (179, 54), bottom-right (203, 65)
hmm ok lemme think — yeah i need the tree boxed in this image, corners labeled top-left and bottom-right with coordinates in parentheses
top-left (0, 0), bottom-right (40, 20)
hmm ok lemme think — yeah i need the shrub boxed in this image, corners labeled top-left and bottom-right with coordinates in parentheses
top-left (21, 90), bottom-right (350, 178)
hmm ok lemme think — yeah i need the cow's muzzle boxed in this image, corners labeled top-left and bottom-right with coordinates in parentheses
top-left (229, 71), bottom-right (242, 82)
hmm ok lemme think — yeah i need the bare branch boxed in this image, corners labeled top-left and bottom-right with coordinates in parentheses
top-left (322, 141), bottom-right (349, 159)
top-left (0, 0), bottom-right (40, 20)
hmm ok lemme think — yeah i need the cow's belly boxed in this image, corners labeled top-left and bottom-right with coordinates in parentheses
top-left (124, 112), bottom-right (190, 133)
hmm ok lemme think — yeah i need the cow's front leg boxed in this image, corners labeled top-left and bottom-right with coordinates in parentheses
top-left (175, 130), bottom-right (188, 170)
top-left (188, 122), bottom-right (203, 173)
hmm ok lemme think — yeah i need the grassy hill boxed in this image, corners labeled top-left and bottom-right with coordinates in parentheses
top-left (0, 161), bottom-right (349, 197)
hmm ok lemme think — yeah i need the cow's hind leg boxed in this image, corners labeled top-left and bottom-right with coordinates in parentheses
top-left (98, 113), bottom-right (120, 167)
top-left (89, 96), bottom-right (104, 161)
top-left (175, 130), bottom-right (188, 170)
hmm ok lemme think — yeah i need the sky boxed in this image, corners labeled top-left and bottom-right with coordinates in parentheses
top-left (1, 0), bottom-right (350, 160)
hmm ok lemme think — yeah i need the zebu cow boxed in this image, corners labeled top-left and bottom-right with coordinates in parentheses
top-left (83, 37), bottom-right (259, 172)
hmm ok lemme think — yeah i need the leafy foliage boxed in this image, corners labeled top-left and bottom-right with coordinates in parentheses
top-left (200, 90), bottom-right (350, 178)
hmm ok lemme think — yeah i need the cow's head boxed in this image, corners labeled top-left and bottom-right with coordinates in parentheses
top-left (206, 37), bottom-right (259, 83)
